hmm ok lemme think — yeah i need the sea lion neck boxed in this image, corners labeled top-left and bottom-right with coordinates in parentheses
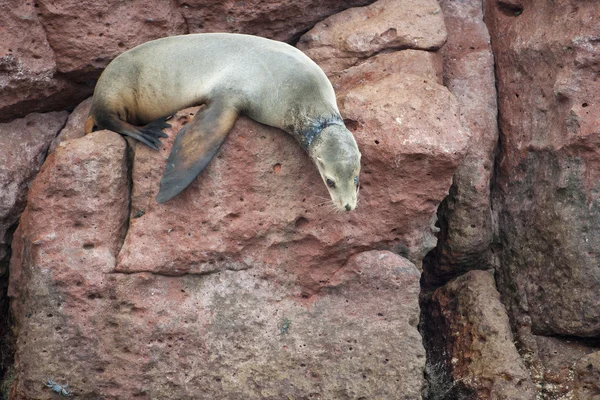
top-left (299, 117), bottom-right (345, 153)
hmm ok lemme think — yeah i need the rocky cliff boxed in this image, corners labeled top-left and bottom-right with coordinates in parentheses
top-left (1, 0), bottom-right (599, 399)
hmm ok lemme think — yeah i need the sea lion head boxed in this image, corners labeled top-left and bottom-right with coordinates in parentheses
top-left (311, 124), bottom-right (361, 212)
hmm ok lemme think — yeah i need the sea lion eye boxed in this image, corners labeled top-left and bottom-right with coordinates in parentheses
top-left (326, 178), bottom-right (336, 188)
top-left (354, 177), bottom-right (359, 186)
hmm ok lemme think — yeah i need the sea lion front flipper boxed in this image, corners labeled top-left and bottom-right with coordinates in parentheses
top-left (155, 100), bottom-right (239, 203)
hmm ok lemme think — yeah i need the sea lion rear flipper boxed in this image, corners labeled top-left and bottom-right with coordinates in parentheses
top-left (91, 113), bottom-right (171, 150)
top-left (155, 100), bottom-right (238, 203)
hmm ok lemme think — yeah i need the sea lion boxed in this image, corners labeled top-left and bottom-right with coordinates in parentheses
top-left (85, 33), bottom-right (361, 211)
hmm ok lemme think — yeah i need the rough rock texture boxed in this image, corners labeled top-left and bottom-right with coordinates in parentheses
top-left (424, 270), bottom-right (535, 399)
top-left (180, 0), bottom-right (374, 43)
top-left (574, 351), bottom-right (600, 400)
top-left (1, 1), bottom-right (376, 121)
top-left (298, 0), bottom-right (447, 74)
top-left (484, 0), bottom-right (600, 396)
top-left (119, 73), bottom-right (467, 281)
top-left (0, 111), bottom-right (69, 266)
top-left (423, 0), bottom-right (498, 287)
top-left (0, 0), bottom-right (90, 121)
top-left (7, 16), bottom-right (470, 392)
top-left (34, 0), bottom-right (188, 79)
top-left (9, 130), bottom-right (426, 398)
top-left (48, 97), bottom-right (92, 154)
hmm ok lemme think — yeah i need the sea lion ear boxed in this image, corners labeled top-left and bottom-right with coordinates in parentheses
top-left (316, 156), bottom-right (325, 168)
top-left (155, 99), bottom-right (238, 203)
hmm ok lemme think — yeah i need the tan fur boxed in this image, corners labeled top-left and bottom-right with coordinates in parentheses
top-left (87, 33), bottom-right (361, 208)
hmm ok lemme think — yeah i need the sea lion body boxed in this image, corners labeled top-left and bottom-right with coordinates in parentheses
top-left (87, 33), bottom-right (361, 210)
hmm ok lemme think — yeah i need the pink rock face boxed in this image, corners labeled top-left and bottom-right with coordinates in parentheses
top-left (298, 0), bottom-right (447, 74)
top-left (485, 0), bottom-right (600, 336)
top-left (0, 0), bottom-right (90, 120)
top-left (181, 0), bottom-right (374, 42)
top-left (484, 0), bottom-right (600, 396)
top-left (425, 270), bottom-right (535, 399)
top-left (0, 111), bottom-right (68, 265)
top-left (423, 0), bottom-right (498, 284)
top-left (118, 67), bottom-right (467, 284)
top-left (8, 29), bottom-right (468, 396)
top-left (48, 97), bottom-right (92, 154)
top-left (35, 0), bottom-right (187, 78)
top-left (8, 131), bottom-right (130, 399)
top-left (8, 133), bottom-right (427, 398)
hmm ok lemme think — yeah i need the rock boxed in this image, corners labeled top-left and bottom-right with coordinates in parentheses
top-left (3, 1), bottom-right (375, 120)
top-left (181, 0), bottom-right (375, 42)
top-left (0, 111), bottom-right (69, 267)
top-left (34, 0), bottom-right (187, 79)
top-left (422, 0), bottom-right (498, 286)
top-left (8, 132), bottom-right (425, 398)
top-left (424, 270), bottom-right (535, 399)
top-left (298, 0), bottom-right (447, 74)
top-left (574, 352), bottom-right (600, 400)
top-left (8, 131), bottom-right (130, 399)
top-left (331, 49), bottom-right (443, 89)
top-left (0, 0), bottom-right (90, 121)
top-left (484, 0), bottom-right (600, 395)
top-left (118, 63), bottom-right (467, 279)
top-left (33, 0), bottom-right (377, 81)
top-left (7, 35), bottom-right (468, 397)
top-left (48, 97), bottom-right (93, 154)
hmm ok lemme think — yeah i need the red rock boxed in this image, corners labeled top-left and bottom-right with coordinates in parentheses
top-left (8, 131), bottom-right (129, 399)
top-left (117, 59), bottom-right (467, 280)
top-left (425, 270), bottom-right (535, 399)
top-left (0, 0), bottom-right (89, 121)
top-left (48, 98), bottom-right (92, 154)
top-left (423, 0), bottom-right (498, 285)
top-left (298, 0), bottom-right (447, 74)
top-left (9, 131), bottom-right (425, 397)
top-left (181, 0), bottom-right (375, 42)
top-left (574, 351), bottom-right (600, 399)
top-left (484, 0), bottom-right (600, 396)
top-left (0, 111), bottom-right (68, 265)
top-left (34, 0), bottom-right (187, 79)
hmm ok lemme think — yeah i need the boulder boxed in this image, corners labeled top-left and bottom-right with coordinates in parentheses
top-left (0, 0), bottom-right (89, 120)
top-left (574, 351), bottom-right (600, 400)
top-left (9, 131), bottom-right (427, 398)
top-left (424, 270), bottom-right (535, 399)
top-left (297, 0), bottom-right (447, 74)
top-left (423, 0), bottom-right (498, 286)
top-left (484, 0), bottom-right (600, 395)
top-left (48, 97), bottom-right (92, 154)
top-left (0, 111), bottom-right (69, 267)
top-left (7, 34), bottom-right (468, 397)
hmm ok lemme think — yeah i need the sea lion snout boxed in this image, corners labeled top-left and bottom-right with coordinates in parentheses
top-left (312, 125), bottom-right (361, 212)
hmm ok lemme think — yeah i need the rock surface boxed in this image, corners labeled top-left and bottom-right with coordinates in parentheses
top-left (119, 68), bottom-right (467, 281)
top-left (424, 270), bottom-right (535, 399)
top-left (48, 97), bottom-right (92, 154)
top-left (7, 14), bottom-right (470, 393)
top-left (574, 351), bottom-right (600, 400)
top-left (9, 129), bottom-right (427, 398)
top-left (1, 0), bottom-right (377, 121)
top-left (0, 111), bottom-right (68, 267)
top-left (423, 0), bottom-right (498, 286)
top-left (0, 0), bottom-right (90, 121)
top-left (484, 0), bottom-right (600, 395)
top-left (298, 0), bottom-right (447, 74)
top-left (180, 0), bottom-right (374, 43)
